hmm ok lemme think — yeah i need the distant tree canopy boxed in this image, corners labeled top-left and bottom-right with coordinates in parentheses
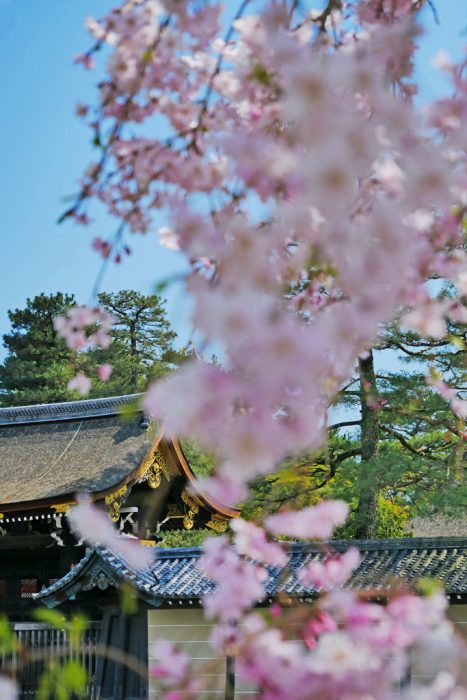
top-left (1, 291), bottom-right (464, 541)
top-left (0, 290), bottom-right (188, 406)
top-left (87, 290), bottom-right (190, 396)
top-left (0, 292), bottom-right (77, 406)
top-left (242, 314), bottom-right (466, 539)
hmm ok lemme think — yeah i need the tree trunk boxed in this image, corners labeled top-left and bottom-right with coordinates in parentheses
top-left (354, 351), bottom-right (380, 539)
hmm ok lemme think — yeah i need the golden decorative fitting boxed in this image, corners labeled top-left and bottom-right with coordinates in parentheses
top-left (142, 447), bottom-right (171, 489)
top-left (148, 462), bottom-right (163, 489)
top-left (51, 504), bottom-right (70, 514)
top-left (166, 504), bottom-right (184, 519)
top-left (206, 514), bottom-right (229, 533)
top-left (140, 539), bottom-right (157, 547)
top-left (105, 485), bottom-right (128, 522)
top-left (181, 490), bottom-right (199, 530)
top-left (0, 513), bottom-right (4, 520)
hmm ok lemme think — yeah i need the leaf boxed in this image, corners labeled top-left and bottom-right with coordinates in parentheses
top-left (0, 616), bottom-right (15, 654)
top-left (416, 577), bottom-right (443, 597)
top-left (60, 660), bottom-right (87, 695)
top-left (153, 278), bottom-right (170, 294)
top-left (119, 398), bottom-right (141, 421)
top-left (449, 334), bottom-right (464, 349)
top-left (33, 608), bottom-right (66, 629)
top-left (120, 582), bottom-right (139, 615)
top-left (69, 614), bottom-right (88, 648)
top-left (141, 47), bottom-right (153, 63)
top-left (37, 670), bottom-right (54, 700)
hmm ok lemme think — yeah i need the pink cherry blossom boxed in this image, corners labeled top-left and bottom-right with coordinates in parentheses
top-left (231, 519), bottom-right (287, 567)
top-left (159, 226), bottom-right (180, 250)
top-left (55, 306), bottom-right (115, 352)
top-left (150, 640), bottom-right (191, 684)
top-left (265, 501), bottom-right (349, 540)
top-left (97, 364), bottom-right (113, 381)
top-left (67, 495), bottom-right (153, 570)
top-left (67, 373), bottom-right (91, 396)
top-left (199, 537), bottom-right (267, 622)
top-left (92, 237), bottom-right (111, 258)
top-left (427, 370), bottom-right (467, 419)
top-left (302, 611), bottom-right (337, 650)
top-left (62, 1), bottom-right (467, 695)
top-left (298, 548), bottom-right (361, 591)
top-left (307, 630), bottom-right (381, 676)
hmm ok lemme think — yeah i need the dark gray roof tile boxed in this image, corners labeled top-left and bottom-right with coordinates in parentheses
top-left (35, 537), bottom-right (467, 607)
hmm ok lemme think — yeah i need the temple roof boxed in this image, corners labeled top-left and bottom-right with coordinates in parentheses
top-left (0, 394), bottom-right (140, 426)
top-left (0, 395), bottom-right (152, 509)
top-left (35, 537), bottom-right (467, 607)
top-left (0, 395), bottom-right (239, 523)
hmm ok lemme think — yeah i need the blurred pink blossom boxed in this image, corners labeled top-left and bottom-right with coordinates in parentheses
top-left (265, 501), bottom-right (349, 540)
top-left (67, 495), bottom-right (153, 570)
top-left (67, 373), bottom-right (91, 396)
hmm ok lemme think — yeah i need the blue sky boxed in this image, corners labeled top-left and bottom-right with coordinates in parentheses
top-left (0, 0), bottom-right (465, 358)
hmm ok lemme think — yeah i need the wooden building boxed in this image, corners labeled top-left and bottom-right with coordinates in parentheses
top-left (0, 393), bottom-right (238, 621)
top-left (1, 395), bottom-right (466, 698)
top-left (34, 537), bottom-right (467, 700)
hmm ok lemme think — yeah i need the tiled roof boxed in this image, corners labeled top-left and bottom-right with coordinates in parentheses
top-left (35, 537), bottom-right (467, 608)
top-left (0, 394), bottom-right (142, 426)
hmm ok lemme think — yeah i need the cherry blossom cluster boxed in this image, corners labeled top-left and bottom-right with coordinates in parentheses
top-left (123, 3), bottom-right (465, 500)
top-left (54, 305), bottom-right (115, 394)
top-left (69, 0), bottom-right (466, 491)
top-left (150, 502), bottom-right (466, 699)
top-left (54, 305), bottom-right (115, 351)
top-left (63, 0), bottom-right (467, 696)
top-left (67, 494), bottom-right (153, 569)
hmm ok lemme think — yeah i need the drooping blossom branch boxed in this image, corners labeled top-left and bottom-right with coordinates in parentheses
top-left (53, 0), bottom-right (467, 697)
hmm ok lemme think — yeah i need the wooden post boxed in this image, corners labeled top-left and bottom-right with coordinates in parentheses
top-left (225, 655), bottom-right (236, 700)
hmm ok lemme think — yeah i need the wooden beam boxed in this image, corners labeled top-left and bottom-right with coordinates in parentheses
top-left (0, 534), bottom-right (54, 549)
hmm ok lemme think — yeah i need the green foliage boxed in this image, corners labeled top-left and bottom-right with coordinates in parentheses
top-left (34, 611), bottom-right (89, 699)
top-left (242, 304), bottom-right (465, 538)
top-left (68, 615), bottom-right (88, 650)
top-left (33, 608), bottom-right (67, 629)
top-left (84, 289), bottom-right (190, 395)
top-left (0, 615), bottom-right (16, 656)
top-left (179, 438), bottom-right (217, 477)
top-left (33, 609), bottom-right (89, 650)
top-left (416, 577), bottom-right (443, 597)
top-left (0, 292), bottom-right (77, 406)
top-left (0, 290), bottom-right (188, 406)
top-left (242, 452), bottom-right (410, 539)
top-left (120, 581), bottom-right (139, 615)
top-left (336, 497), bottom-right (410, 539)
top-left (38, 660), bottom-right (87, 700)
top-left (158, 528), bottom-right (215, 548)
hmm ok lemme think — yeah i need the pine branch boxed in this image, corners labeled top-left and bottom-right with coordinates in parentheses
top-left (328, 420), bottom-right (361, 430)
top-left (381, 426), bottom-right (438, 460)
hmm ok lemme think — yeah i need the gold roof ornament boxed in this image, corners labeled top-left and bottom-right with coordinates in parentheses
top-left (181, 490), bottom-right (200, 530)
top-left (105, 485), bottom-right (128, 522)
top-left (206, 514), bottom-right (229, 533)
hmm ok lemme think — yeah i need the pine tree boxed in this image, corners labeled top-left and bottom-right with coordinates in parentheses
top-left (0, 292), bottom-right (77, 406)
top-left (0, 290), bottom-right (188, 405)
top-left (243, 314), bottom-right (466, 538)
top-left (85, 290), bottom-right (190, 395)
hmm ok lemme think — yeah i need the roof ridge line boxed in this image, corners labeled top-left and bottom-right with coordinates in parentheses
top-left (0, 394), bottom-right (144, 426)
top-left (102, 536), bottom-right (467, 562)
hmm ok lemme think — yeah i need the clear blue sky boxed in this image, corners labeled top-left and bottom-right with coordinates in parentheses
top-left (0, 0), bottom-right (465, 358)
